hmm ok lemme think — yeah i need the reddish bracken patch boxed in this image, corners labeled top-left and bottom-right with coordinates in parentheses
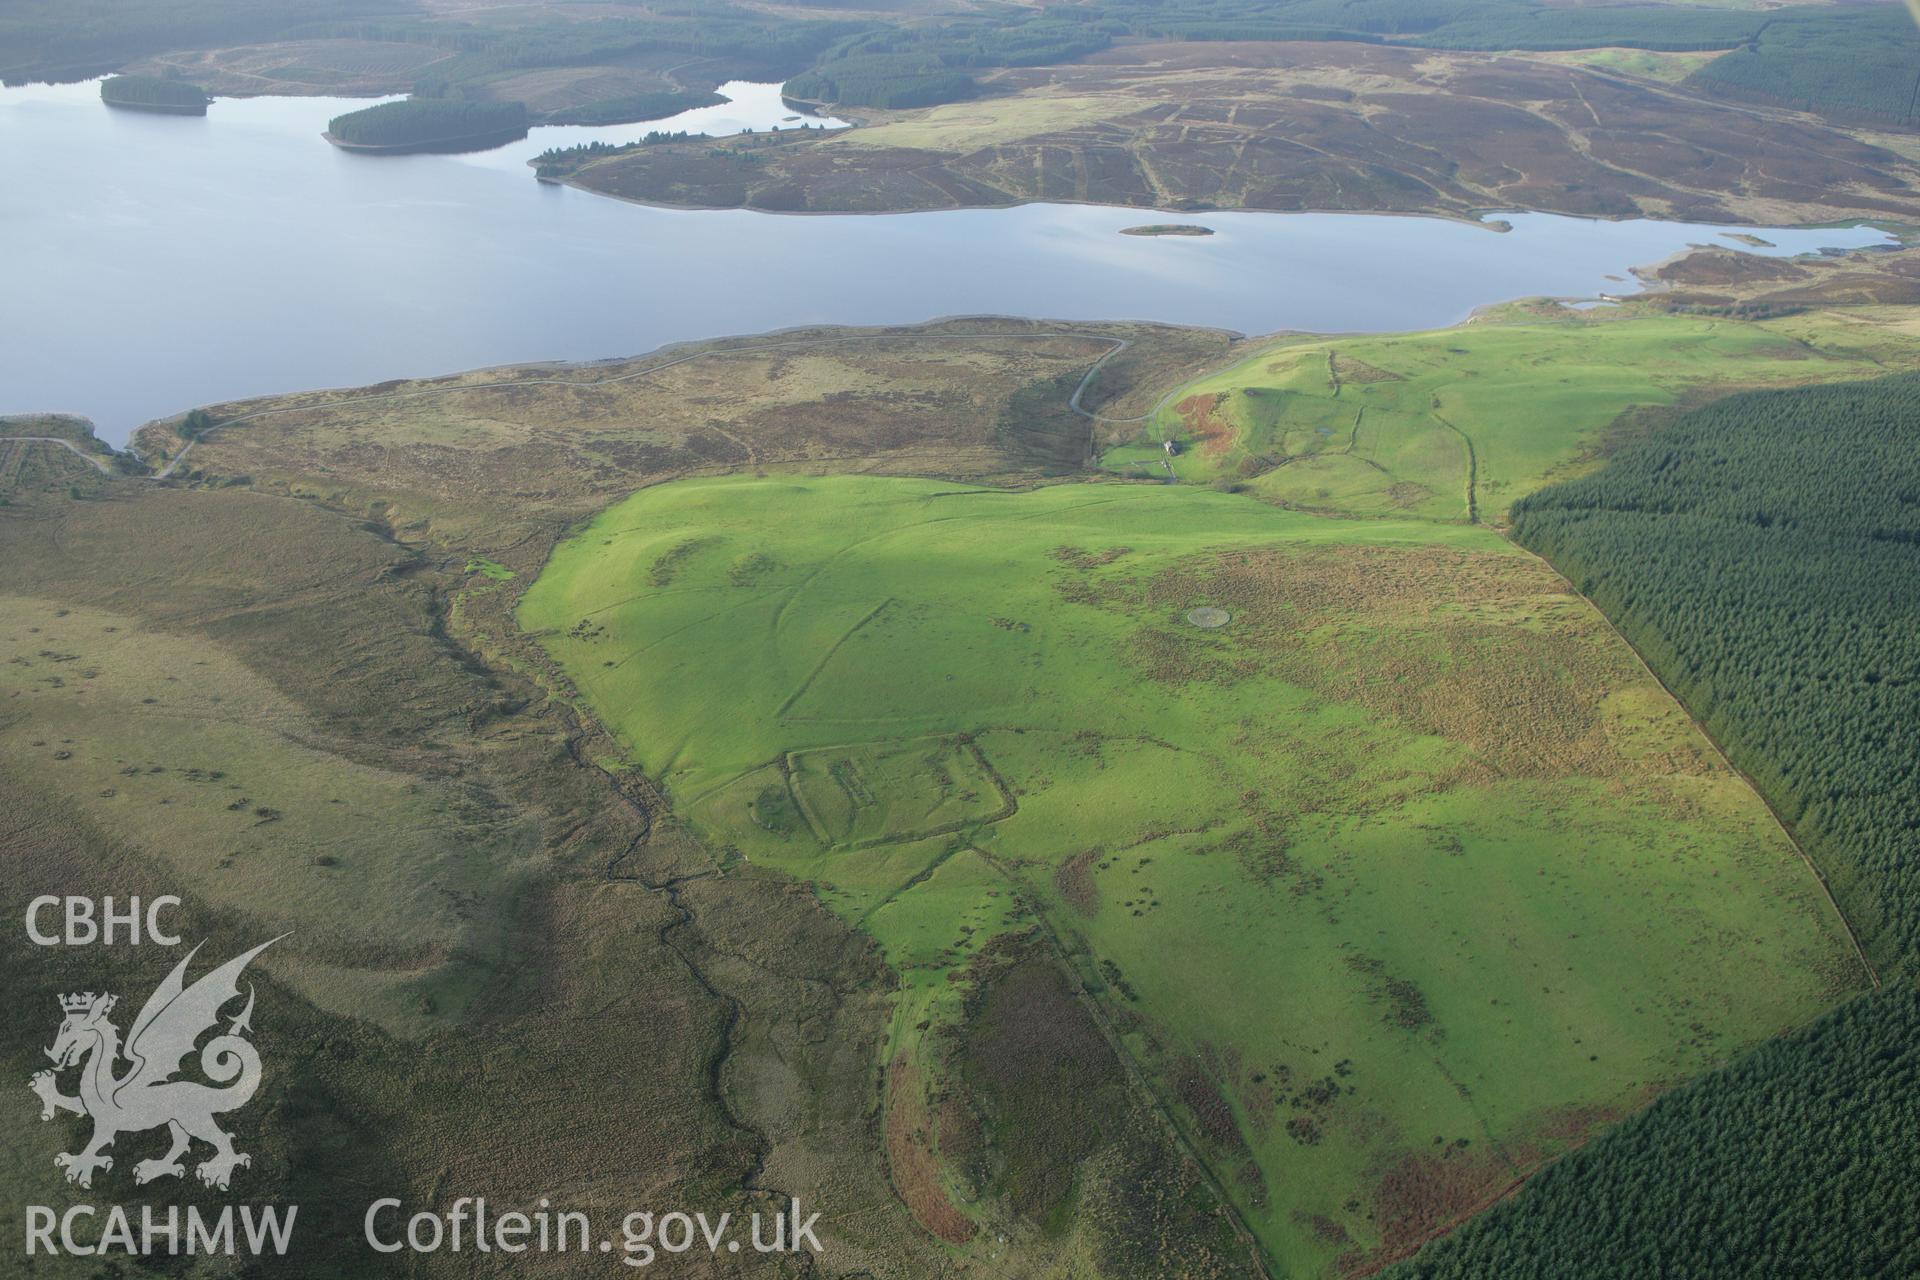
top-left (1337, 1092), bottom-right (1653, 1277)
top-left (1294, 1211), bottom-right (1354, 1246)
top-left (1529, 1099), bottom-right (1627, 1144)
top-left (1175, 393), bottom-right (1237, 457)
top-left (884, 1057), bottom-right (975, 1246)
top-left (1173, 1055), bottom-right (1251, 1155)
top-left (1054, 845), bottom-right (1101, 916)
top-left (1339, 1146), bottom-right (1519, 1278)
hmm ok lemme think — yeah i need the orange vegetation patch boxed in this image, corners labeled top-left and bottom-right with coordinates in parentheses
top-left (884, 1056), bottom-right (975, 1245)
top-left (1341, 1095), bottom-right (1646, 1276)
top-left (1340, 1145), bottom-right (1519, 1277)
top-left (1175, 393), bottom-right (1237, 457)
top-left (1054, 845), bottom-right (1101, 916)
top-left (1123, 543), bottom-right (1699, 783)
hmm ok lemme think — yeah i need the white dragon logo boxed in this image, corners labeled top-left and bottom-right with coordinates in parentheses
top-left (28, 937), bottom-right (279, 1191)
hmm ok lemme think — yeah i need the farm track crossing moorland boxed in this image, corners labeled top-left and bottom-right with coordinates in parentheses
top-left (0, 436), bottom-right (114, 473)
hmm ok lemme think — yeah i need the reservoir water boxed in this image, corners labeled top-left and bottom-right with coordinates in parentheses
top-left (0, 78), bottom-right (1894, 444)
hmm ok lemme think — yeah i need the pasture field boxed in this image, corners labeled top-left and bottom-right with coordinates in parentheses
top-left (521, 473), bottom-right (1863, 1275)
top-left (1105, 311), bottom-right (1914, 522)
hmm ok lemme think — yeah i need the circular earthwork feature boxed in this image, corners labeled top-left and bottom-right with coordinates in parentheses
top-left (1185, 606), bottom-right (1231, 629)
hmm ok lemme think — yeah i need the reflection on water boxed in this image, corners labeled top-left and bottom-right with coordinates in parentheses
top-left (0, 78), bottom-right (1892, 443)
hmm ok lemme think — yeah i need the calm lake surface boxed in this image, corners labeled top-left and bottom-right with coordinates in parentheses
top-left (0, 78), bottom-right (1894, 444)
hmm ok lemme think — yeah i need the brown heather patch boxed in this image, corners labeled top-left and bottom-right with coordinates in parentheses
top-left (884, 1056), bottom-right (976, 1245)
top-left (1173, 1055), bottom-right (1251, 1157)
top-left (1526, 1100), bottom-right (1627, 1145)
top-left (935, 1092), bottom-right (984, 1180)
top-left (1150, 542), bottom-right (1532, 617)
top-left (956, 953), bottom-right (1126, 1222)
top-left (1345, 953), bottom-right (1436, 1033)
top-left (1339, 1144), bottom-right (1520, 1278)
top-left (1341, 1092), bottom-right (1660, 1276)
top-left (1055, 845), bottom-right (1102, 916)
top-left (1108, 543), bottom-right (1673, 783)
top-left (1331, 353), bottom-right (1405, 385)
top-left (1297, 1211), bottom-right (1355, 1247)
top-left (1052, 543), bottom-right (1134, 570)
top-left (1210, 807), bottom-right (1325, 897)
top-left (1386, 480), bottom-right (1434, 509)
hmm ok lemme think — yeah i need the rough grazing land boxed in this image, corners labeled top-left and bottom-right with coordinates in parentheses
top-left (1106, 309), bottom-right (1920, 523)
top-left (89, 309), bottom-right (1918, 1275)
top-left (93, 321), bottom-right (1252, 1277)
top-left (0, 482), bottom-right (789, 1277)
top-left (569, 42), bottom-right (1920, 225)
top-left (137, 320), bottom-right (1230, 542)
top-left (520, 473), bottom-right (1862, 1277)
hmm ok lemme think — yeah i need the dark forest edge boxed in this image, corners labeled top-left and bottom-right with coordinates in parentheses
top-left (325, 98), bottom-right (528, 152)
top-left (781, 0), bottom-right (1920, 120)
top-left (1511, 372), bottom-right (1920, 973)
top-left (1392, 370), bottom-right (1920, 1277)
top-left (543, 88), bottom-right (722, 128)
top-left (0, 0), bottom-right (410, 86)
top-left (6, 0), bottom-right (1917, 133)
top-left (99, 73), bottom-right (209, 113)
top-left (1392, 984), bottom-right (1920, 1279)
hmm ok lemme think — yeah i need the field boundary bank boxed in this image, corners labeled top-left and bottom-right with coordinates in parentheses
top-left (966, 842), bottom-right (1274, 1277)
top-left (134, 328), bottom-right (1205, 479)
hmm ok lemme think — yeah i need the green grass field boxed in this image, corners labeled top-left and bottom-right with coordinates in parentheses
top-left (1106, 313), bottom-right (1901, 523)
top-left (521, 473), bottom-right (1861, 1275)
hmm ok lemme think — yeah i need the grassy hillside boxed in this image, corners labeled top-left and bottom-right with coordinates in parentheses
top-left (1107, 312), bottom-right (1911, 524)
top-left (1511, 372), bottom-right (1920, 973)
top-left (520, 473), bottom-right (1863, 1275)
top-left (1393, 984), bottom-right (1920, 1280)
top-left (62, 313), bottom-right (1920, 1275)
top-left (1397, 368), bottom-right (1920, 1278)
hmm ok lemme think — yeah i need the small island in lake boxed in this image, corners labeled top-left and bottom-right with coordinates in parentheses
top-left (325, 99), bottom-right (530, 155)
top-left (1120, 224), bottom-right (1215, 237)
top-left (100, 75), bottom-right (209, 115)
